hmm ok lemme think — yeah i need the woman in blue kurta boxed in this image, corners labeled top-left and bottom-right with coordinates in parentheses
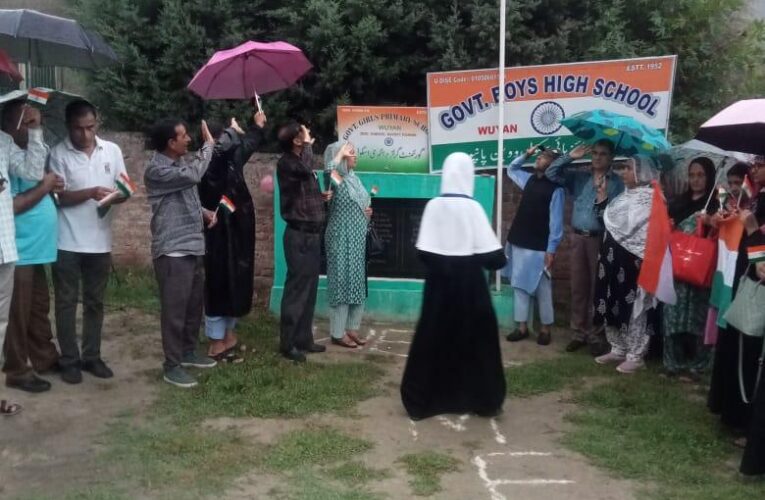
top-left (324, 142), bottom-right (371, 348)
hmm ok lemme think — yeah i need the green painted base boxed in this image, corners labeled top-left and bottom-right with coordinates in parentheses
top-left (269, 279), bottom-right (518, 329)
top-left (269, 171), bottom-right (521, 328)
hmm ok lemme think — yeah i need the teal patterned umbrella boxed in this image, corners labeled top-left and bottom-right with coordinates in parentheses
top-left (561, 109), bottom-right (671, 157)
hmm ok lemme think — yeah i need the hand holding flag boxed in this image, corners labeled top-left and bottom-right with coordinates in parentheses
top-left (208, 195), bottom-right (235, 227)
top-left (218, 195), bottom-right (236, 214)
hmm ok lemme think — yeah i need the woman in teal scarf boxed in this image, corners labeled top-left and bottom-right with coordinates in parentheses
top-left (324, 142), bottom-right (372, 348)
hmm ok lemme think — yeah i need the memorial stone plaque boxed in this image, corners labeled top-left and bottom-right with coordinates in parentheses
top-left (320, 198), bottom-right (429, 279)
top-left (367, 198), bottom-right (428, 279)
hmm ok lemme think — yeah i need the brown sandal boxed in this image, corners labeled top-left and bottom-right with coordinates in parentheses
top-left (346, 332), bottom-right (367, 346)
top-left (1, 399), bottom-right (22, 416)
top-left (331, 336), bottom-right (358, 349)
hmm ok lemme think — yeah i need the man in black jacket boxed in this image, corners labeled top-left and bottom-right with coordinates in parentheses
top-left (276, 121), bottom-right (331, 362)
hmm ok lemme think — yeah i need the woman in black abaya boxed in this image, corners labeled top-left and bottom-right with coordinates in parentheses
top-left (198, 113), bottom-right (265, 359)
top-left (401, 152), bottom-right (507, 420)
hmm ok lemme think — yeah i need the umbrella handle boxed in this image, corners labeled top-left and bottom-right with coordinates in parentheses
top-left (251, 92), bottom-right (263, 114)
top-left (703, 166), bottom-right (724, 213)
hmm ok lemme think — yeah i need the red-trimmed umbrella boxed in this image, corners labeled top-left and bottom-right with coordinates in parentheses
top-left (696, 99), bottom-right (765, 156)
top-left (188, 41), bottom-right (312, 100)
top-left (0, 48), bottom-right (23, 82)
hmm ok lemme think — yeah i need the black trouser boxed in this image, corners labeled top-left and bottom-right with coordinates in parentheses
top-left (52, 251), bottom-right (111, 368)
top-left (153, 255), bottom-right (204, 370)
top-left (280, 227), bottom-right (320, 353)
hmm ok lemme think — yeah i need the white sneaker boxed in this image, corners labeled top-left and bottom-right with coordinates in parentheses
top-left (595, 352), bottom-right (626, 365)
top-left (616, 359), bottom-right (645, 374)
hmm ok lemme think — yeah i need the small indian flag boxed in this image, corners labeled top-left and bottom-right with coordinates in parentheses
top-left (370, 185), bottom-right (379, 196)
top-left (330, 169), bottom-right (343, 186)
top-left (28, 88), bottom-right (50, 106)
top-left (717, 185), bottom-right (728, 207)
top-left (749, 245), bottom-right (765, 264)
top-left (218, 195), bottom-right (236, 214)
top-left (115, 173), bottom-right (136, 197)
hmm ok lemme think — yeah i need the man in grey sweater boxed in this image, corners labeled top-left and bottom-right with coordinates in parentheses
top-left (144, 119), bottom-right (217, 388)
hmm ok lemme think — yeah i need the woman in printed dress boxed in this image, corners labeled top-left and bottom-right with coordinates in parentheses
top-left (592, 155), bottom-right (664, 374)
top-left (323, 142), bottom-right (372, 348)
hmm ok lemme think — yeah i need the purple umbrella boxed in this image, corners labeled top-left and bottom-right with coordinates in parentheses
top-left (696, 99), bottom-right (765, 156)
top-left (187, 41), bottom-right (312, 100)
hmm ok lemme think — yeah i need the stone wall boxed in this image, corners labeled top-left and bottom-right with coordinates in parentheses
top-left (103, 132), bottom-right (278, 307)
top-left (105, 132), bottom-right (574, 318)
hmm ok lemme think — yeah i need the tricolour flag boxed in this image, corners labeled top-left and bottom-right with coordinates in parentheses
top-left (637, 181), bottom-right (676, 305)
top-left (218, 195), bottom-right (236, 214)
top-left (27, 88), bottom-right (49, 106)
top-left (717, 185), bottom-right (728, 208)
top-left (115, 173), bottom-right (136, 198)
top-left (735, 174), bottom-right (756, 208)
top-left (330, 169), bottom-right (343, 186)
top-left (748, 245), bottom-right (765, 264)
top-left (710, 216), bottom-right (745, 328)
top-left (370, 185), bottom-right (379, 196)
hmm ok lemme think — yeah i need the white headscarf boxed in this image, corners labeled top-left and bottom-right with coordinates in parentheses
top-left (416, 153), bottom-right (502, 256)
top-left (604, 155), bottom-right (660, 259)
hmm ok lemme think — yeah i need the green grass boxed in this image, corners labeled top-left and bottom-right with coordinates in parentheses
top-left (325, 462), bottom-right (392, 485)
top-left (22, 269), bottom-right (389, 500)
top-left (505, 351), bottom-right (612, 398)
top-left (15, 488), bottom-right (130, 500)
top-left (506, 354), bottom-right (764, 499)
top-left (102, 416), bottom-right (259, 498)
top-left (106, 267), bottom-right (159, 313)
top-left (396, 451), bottom-right (461, 496)
top-left (156, 317), bottom-right (385, 420)
top-left (261, 430), bottom-right (384, 500)
top-left (263, 428), bottom-right (374, 471)
top-left (272, 472), bottom-right (385, 500)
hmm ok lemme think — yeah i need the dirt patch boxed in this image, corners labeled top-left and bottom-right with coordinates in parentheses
top-left (0, 310), bottom-right (160, 499)
top-left (1, 316), bottom-right (639, 500)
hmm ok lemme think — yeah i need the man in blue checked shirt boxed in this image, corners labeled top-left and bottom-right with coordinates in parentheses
top-left (546, 140), bottom-right (623, 356)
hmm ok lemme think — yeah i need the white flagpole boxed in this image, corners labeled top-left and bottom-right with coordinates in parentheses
top-left (495, 0), bottom-right (507, 292)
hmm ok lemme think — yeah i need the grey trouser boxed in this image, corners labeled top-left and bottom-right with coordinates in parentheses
top-left (570, 232), bottom-right (605, 344)
top-left (53, 251), bottom-right (111, 367)
top-left (153, 255), bottom-right (204, 370)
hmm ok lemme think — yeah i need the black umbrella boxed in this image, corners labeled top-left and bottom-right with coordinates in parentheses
top-left (0, 9), bottom-right (117, 69)
top-left (696, 99), bottom-right (765, 156)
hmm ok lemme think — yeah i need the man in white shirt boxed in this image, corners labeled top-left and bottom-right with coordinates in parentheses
top-left (49, 100), bottom-right (127, 384)
top-left (0, 104), bottom-right (46, 415)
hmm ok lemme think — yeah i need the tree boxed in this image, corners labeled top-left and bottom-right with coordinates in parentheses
top-left (73, 0), bottom-right (764, 145)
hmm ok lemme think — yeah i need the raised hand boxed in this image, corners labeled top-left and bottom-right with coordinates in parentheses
top-left (22, 106), bottom-right (42, 128)
top-left (253, 111), bottom-right (267, 128)
top-left (201, 119), bottom-right (214, 145)
top-left (569, 144), bottom-right (591, 160)
top-left (230, 117), bottom-right (245, 135)
top-left (300, 125), bottom-right (314, 145)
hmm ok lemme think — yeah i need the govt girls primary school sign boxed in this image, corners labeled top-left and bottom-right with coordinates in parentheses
top-left (337, 106), bottom-right (429, 173)
top-left (427, 55), bottom-right (677, 171)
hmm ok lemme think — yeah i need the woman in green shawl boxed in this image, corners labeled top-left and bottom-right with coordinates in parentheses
top-left (324, 142), bottom-right (372, 348)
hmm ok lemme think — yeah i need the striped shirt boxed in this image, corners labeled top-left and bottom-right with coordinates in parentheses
top-left (0, 128), bottom-right (47, 264)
